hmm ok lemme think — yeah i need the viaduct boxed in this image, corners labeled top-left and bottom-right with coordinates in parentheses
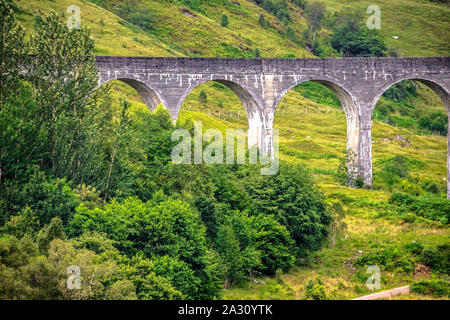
top-left (96, 56), bottom-right (450, 198)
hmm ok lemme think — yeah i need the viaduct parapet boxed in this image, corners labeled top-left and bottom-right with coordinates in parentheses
top-left (96, 56), bottom-right (450, 198)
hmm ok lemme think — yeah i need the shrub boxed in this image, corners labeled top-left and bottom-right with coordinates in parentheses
top-left (354, 246), bottom-right (414, 274)
top-left (199, 89), bottom-right (207, 103)
top-left (221, 14), bottom-right (229, 27)
top-left (246, 164), bottom-right (331, 258)
top-left (250, 214), bottom-right (295, 275)
top-left (305, 278), bottom-right (328, 300)
top-left (403, 242), bottom-right (424, 256)
top-left (420, 246), bottom-right (449, 272)
top-left (410, 280), bottom-right (449, 297)
top-left (258, 14), bottom-right (265, 27)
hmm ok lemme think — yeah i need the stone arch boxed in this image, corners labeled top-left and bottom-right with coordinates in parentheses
top-left (273, 78), bottom-right (362, 180)
top-left (174, 78), bottom-right (265, 148)
top-left (372, 77), bottom-right (450, 198)
top-left (101, 78), bottom-right (168, 112)
top-left (372, 77), bottom-right (449, 114)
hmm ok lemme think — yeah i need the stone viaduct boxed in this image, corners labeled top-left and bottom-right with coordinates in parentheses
top-left (96, 56), bottom-right (450, 198)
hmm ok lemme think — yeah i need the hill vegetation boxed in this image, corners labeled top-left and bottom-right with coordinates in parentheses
top-left (1, 0), bottom-right (449, 300)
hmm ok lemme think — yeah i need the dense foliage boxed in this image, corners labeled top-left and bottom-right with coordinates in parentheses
top-left (0, 1), bottom-right (332, 299)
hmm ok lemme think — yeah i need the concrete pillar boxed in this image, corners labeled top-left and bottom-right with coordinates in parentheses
top-left (359, 125), bottom-right (373, 186)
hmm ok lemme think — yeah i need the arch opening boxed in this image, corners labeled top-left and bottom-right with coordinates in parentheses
top-left (101, 78), bottom-right (166, 112)
top-left (273, 80), bottom-right (361, 185)
top-left (371, 78), bottom-right (449, 198)
top-left (176, 79), bottom-right (264, 149)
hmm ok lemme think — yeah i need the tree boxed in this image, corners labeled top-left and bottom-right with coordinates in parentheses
top-left (0, 0), bottom-right (39, 186)
top-left (303, 2), bottom-right (326, 49)
top-left (305, 2), bottom-right (326, 32)
top-left (258, 13), bottom-right (266, 27)
top-left (29, 12), bottom-right (108, 182)
top-left (221, 14), bottom-right (229, 27)
top-left (246, 164), bottom-right (331, 258)
top-left (331, 26), bottom-right (386, 57)
top-left (0, 0), bottom-right (28, 110)
top-left (329, 8), bottom-right (386, 57)
top-left (380, 155), bottom-right (410, 191)
top-left (250, 214), bottom-right (295, 275)
top-left (216, 224), bottom-right (244, 287)
top-left (328, 202), bottom-right (347, 248)
top-left (37, 217), bottom-right (65, 254)
top-left (286, 26), bottom-right (296, 41)
top-left (104, 99), bottom-right (132, 199)
top-left (199, 89), bottom-right (208, 103)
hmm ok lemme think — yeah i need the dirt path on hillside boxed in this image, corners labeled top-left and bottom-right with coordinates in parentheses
top-left (352, 286), bottom-right (410, 300)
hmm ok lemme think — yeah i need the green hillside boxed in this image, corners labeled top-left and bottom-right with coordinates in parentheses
top-left (6, 0), bottom-right (450, 300)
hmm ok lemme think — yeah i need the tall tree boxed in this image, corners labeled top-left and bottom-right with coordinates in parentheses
top-left (29, 12), bottom-right (107, 182)
top-left (0, 0), bottom-right (30, 184)
top-left (305, 1), bottom-right (326, 46)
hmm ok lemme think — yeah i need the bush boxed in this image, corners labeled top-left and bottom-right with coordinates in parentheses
top-left (389, 193), bottom-right (450, 224)
top-left (420, 245), bottom-right (449, 273)
top-left (305, 278), bottom-right (328, 300)
top-left (199, 89), bottom-right (207, 103)
top-left (354, 246), bottom-right (414, 274)
top-left (379, 155), bottom-right (410, 191)
top-left (258, 14), bottom-right (265, 27)
top-left (403, 242), bottom-right (424, 256)
top-left (250, 214), bottom-right (295, 275)
top-left (246, 164), bottom-right (331, 258)
top-left (410, 280), bottom-right (449, 297)
top-left (221, 14), bottom-right (229, 27)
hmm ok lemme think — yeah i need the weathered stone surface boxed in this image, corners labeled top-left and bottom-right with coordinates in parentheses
top-left (96, 56), bottom-right (450, 197)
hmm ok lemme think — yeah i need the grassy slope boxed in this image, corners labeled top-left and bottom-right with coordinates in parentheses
top-left (14, 0), bottom-right (184, 56)
top-left (319, 0), bottom-right (450, 57)
top-left (17, 0), bottom-right (450, 300)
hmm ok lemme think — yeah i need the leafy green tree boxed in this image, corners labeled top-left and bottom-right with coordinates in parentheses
top-left (0, 168), bottom-right (79, 228)
top-left (0, 2), bottom-right (42, 185)
top-left (304, 1), bottom-right (326, 46)
top-left (258, 13), bottom-right (266, 27)
top-left (199, 88), bottom-right (208, 103)
top-left (380, 155), bottom-right (410, 191)
top-left (0, 0), bottom-right (28, 109)
top-left (29, 12), bottom-right (108, 182)
top-left (330, 9), bottom-right (386, 58)
top-left (247, 164), bottom-right (331, 258)
top-left (194, 196), bottom-right (220, 241)
top-left (118, 254), bottom-right (183, 299)
top-left (328, 202), bottom-right (346, 248)
top-left (104, 99), bottom-right (132, 199)
top-left (286, 26), bottom-right (296, 41)
top-left (221, 14), bottom-right (229, 27)
top-left (105, 280), bottom-right (137, 300)
top-left (37, 217), bottom-right (65, 254)
top-left (250, 214), bottom-right (295, 275)
top-left (216, 224), bottom-right (244, 287)
top-left (152, 255), bottom-right (201, 299)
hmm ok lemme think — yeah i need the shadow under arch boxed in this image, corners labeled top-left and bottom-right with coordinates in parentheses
top-left (372, 77), bottom-right (450, 114)
top-left (273, 78), bottom-right (361, 175)
top-left (175, 78), bottom-right (265, 148)
top-left (101, 78), bottom-right (167, 112)
top-left (372, 76), bottom-right (450, 198)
